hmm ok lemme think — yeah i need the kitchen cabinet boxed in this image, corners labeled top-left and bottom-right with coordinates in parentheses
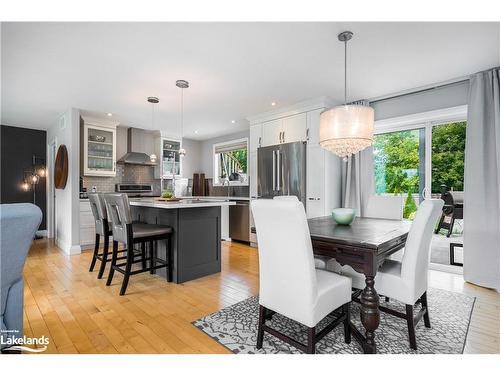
top-left (83, 123), bottom-right (117, 176)
top-left (306, 108), bottom-right (323, 146)
top-left (80, 200), bottom-right (96, 247)
top-left (282, 113), bottom-right (307, 144)
top-left (261, 119), bottom-right (282, 147)
top-left (306, 144), bottom-right (342, 218)
top-left (306, 145), bottom-right (326, 218)
top-left (154, 137), bottom-right (182, 179)
top-left (249, 124), bottom-right (262, 153)
top-left (260, 113), bottom-right (307, 147)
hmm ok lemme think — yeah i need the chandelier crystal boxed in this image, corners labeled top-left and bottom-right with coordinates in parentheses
top-left (319, 31), bottom-right (374, 159)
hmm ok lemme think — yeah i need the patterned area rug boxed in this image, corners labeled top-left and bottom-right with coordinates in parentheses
top-left (193, 288), bottom-right (475, 354)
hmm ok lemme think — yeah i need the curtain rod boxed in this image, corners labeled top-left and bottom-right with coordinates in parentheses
top-left (369, 66), bottom-right (500, 105)
top-left (369, 77), bottom-right (469, 104)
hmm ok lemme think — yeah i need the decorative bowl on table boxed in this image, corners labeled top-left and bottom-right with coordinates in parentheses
top-left (331, 208), bottom-right (356, 225)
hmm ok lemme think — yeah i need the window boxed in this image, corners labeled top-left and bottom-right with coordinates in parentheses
top-left (213, 138), bottom-right (248, 185)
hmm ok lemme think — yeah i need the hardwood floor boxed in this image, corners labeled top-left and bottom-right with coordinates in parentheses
top-left (22, 238), bottom-right (499, 354)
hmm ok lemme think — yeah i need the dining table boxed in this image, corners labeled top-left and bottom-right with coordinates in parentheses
top-left (308, 216), bottom-right (411, 354)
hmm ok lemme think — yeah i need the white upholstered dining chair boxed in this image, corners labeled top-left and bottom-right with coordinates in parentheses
top-left (251, 197), bottom-right (352, 353)
top-left (273, 196), bottom-right (331, 270)
top-left (364, 194), bottom-right (404, 220)
top-left (326, 199), bottom-right (444, 350)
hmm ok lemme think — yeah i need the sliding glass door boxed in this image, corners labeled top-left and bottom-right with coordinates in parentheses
top-left (373, 120), bottom-right (466, 220)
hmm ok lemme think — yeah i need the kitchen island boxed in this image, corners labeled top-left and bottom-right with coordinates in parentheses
top-left (129, 198), bottom-right (235, 283)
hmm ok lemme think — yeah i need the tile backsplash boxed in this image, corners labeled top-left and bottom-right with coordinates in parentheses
top-left (82, 164), bottom-right (161, 195)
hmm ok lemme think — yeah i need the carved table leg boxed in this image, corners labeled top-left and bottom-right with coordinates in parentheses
top-left (360, 275), bottom-right (380, 354)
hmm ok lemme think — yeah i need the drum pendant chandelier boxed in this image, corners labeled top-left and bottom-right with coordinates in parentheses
top-left (319, 31), bottom-right (374, 159)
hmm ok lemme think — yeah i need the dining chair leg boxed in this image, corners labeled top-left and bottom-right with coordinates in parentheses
top-left (342, 302), bottom-right (351, 344)
top-left (106, 241), bottom-right (119, 286)
top-left (421, 291), bottom-right (431, 328)
top-left (89, 233), bottom-right (100, 272)
top-left (141, 242), bottom-right (147, 270)
top-left (306, 326), bottom-right (316, 354)
top-left (120, 246), bottom-right (134, 296)
top-left (406, 304), bottom-right (417, 350)
top-left (97, 233), bottom-right (110, 279)
top-left (256, 305), bottom-right (266, 350)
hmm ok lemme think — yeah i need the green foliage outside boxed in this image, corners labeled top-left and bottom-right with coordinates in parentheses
top-left (373, 122), bottom-right (466, 219)
top-left (227, 149), bottom-right (248, 173)
top-left (431, 122), bottom-right (466, 193)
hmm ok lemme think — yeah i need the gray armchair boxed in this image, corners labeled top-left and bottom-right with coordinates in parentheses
top-left (1, 203), bottom-right (42, 351)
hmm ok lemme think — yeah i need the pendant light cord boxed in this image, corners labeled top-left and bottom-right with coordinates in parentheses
top-left (344, 38), bottom-right (347, 105)
top-left (181, 88), bottom-right (184, 137)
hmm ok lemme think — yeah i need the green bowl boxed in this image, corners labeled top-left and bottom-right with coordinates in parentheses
top-left (332, 208), bottom-right (355, 225)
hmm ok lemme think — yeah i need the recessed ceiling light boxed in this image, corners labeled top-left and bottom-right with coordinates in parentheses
top-left (231, 120), bottom-right (236, 124)
top-left (271, 102), bottom-right (276, 106)
top-left (106, 113), bottom-right (113, 117)
top-left (194, 130), bottom-right (199, 134)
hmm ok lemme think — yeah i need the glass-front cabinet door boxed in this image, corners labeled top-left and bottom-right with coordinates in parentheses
top-left (161, 138), bottom-right (181, 178)
top-left (84, 124), bottom-right (117, 176)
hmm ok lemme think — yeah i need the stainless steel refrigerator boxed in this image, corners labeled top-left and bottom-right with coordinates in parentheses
top-left (257, 141), bottom-right (307, 205)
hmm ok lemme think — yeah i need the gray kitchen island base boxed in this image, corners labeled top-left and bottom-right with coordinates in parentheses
top-left (131, 205), bottom-right (222, 284)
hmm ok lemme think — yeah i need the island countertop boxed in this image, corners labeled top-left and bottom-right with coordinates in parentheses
top-left (129, 197), bottom-right (236, 209)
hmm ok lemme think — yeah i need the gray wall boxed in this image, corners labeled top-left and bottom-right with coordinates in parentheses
top-left (371, 80), bottom-right (469, 120)
top-left (181, 138), bottom-right (203, 179)
top-left (198, 130), bottom-right (250, 178)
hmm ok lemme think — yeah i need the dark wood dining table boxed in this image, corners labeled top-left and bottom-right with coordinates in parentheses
top-left (308, 216), bottom-right (411, 354)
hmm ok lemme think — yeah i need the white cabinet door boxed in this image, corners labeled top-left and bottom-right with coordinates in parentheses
top-left (282, 113), bottom-right (307, 144)
top-left (249, 151), bottom-right (258, 199)
top-left (83, 124), bottom-right (117, 177)
top-left (306, 145), bottom-right (325, 218)
top-left (261, 119), bottom-right (282, 147)
top-left (249, 124), bottom-right (262, 153)
top-left (307, 108), bottom-right (323, 146)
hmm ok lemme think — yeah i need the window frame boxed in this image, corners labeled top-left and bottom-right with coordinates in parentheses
top-left (212, 137), bottom-right (249, 186)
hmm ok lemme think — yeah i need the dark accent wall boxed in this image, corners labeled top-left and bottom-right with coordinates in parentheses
top-left (0, 125), bottom-right (47, 230)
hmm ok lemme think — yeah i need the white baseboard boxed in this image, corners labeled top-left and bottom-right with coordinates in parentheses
top-left (429, 262), bottom-right (463, 275)
top-left (55, 238), bottom-right (82, 255)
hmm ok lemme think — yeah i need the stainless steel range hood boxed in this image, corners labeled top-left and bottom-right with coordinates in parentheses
top-left (117, 127), bottom-right (157, 165)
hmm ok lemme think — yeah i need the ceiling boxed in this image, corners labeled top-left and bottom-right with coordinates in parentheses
top-left (1, 22), bottom-right (499, 140)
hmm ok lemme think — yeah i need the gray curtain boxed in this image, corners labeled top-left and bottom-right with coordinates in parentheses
top-left (464, 68), bottom-right (500, 291)
top-left (341, 146), bottom-right (374, 216)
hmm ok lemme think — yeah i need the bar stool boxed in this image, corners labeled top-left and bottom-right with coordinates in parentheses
top-left (88, 193), bottom-right (116, 279)
top-left (103, 193), bottom-right (173, 295)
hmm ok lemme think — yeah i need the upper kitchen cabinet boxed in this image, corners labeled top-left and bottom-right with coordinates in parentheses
top-left (259, 113), bottom-right (307, 147)
top-left (261, 119), bottom-right (282, 147)
top-left (282, 113), bottom-right (307, 144)
top-left (154, 136), bottom-right (182, 179)
top-left (82, 118), bottom-right (118, 177)
top-left (249, 123), bottom-right (262, 153)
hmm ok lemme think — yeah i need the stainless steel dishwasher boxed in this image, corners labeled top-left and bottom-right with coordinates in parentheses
top-left (229, 200), bottom-right (250, 242)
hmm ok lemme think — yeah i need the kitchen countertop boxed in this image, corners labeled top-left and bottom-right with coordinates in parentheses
top-left (180, 196), bottom-right (250, 201)
top-left (81, 196), bottom-right (250, 202)
top-left (129, 198), bottom-right (236, 209)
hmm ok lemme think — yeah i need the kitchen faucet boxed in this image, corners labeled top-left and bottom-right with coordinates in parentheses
top-left (223, 178), bottom-right (231, 199)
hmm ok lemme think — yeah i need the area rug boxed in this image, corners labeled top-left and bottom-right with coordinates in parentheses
top-left (192, 288), bottom-right (475, 354)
